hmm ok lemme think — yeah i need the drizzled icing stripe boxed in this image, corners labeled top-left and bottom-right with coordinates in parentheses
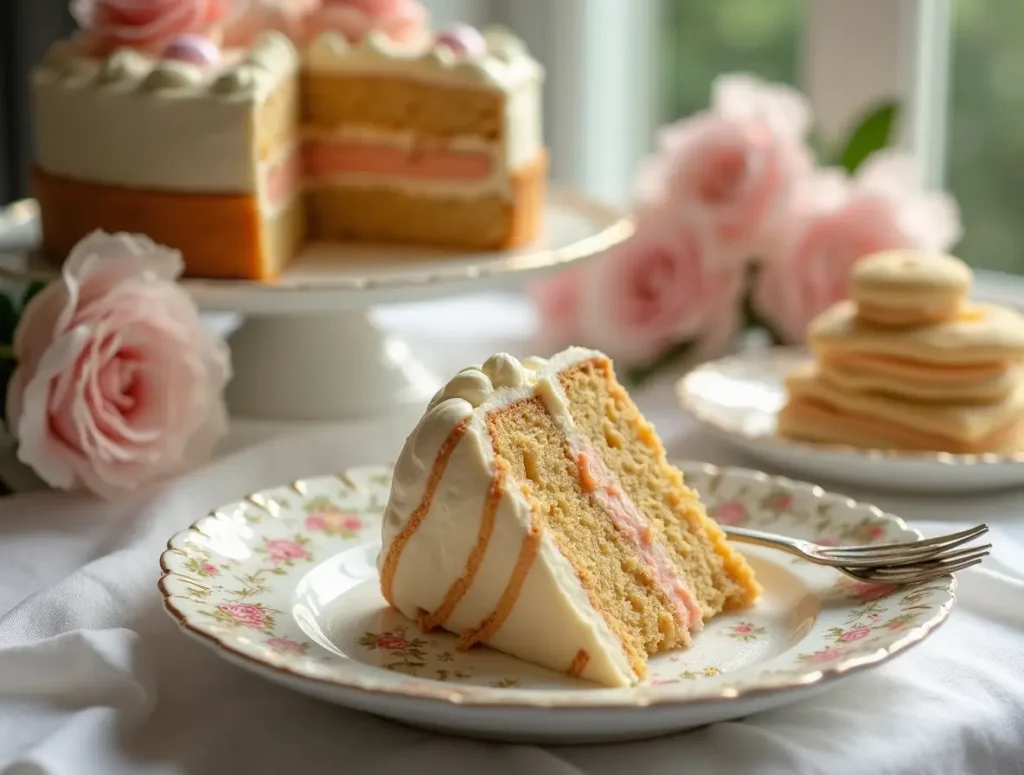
top-left (457, 504), bottom-right (542, 651)
top-left (380, 417), bottom-right (471, 606)
top-left (418, 458), bottom-right (507, 632)
top-left (568, 649), bottom-right (590, 678)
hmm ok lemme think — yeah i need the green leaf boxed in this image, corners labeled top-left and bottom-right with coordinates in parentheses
top-left (626, 339), bottom-right (695, 388)
top-left (20, 281), bottom-right (46, 312)
top-left (838, 101), bottom-right (900, 174)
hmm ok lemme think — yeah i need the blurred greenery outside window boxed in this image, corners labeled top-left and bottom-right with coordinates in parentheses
top-left (662, 0), bottom-right (1024, 274)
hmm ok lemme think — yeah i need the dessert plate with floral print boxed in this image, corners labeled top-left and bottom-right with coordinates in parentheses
top-left (159, 461), bottom-right (956, 744)
top-left (677, 348), bottom-right (1024, 494)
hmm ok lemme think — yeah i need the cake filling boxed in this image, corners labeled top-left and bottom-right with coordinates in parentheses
top-left (303, 139), bottom-right (495, 182)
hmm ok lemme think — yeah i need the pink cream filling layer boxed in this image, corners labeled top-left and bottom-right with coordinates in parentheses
top-left (302, 140), bottom-right (494, 183)
top-left (573, 444), bottom-right (704, 633)
top-left (261, 140), bottom-right (495, 208)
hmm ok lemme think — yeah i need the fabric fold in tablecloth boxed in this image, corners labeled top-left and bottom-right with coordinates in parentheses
top-left (2, 423), bottom-right (1024, 775)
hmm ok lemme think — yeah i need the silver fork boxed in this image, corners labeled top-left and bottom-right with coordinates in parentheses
top-left (723, 524), bottom-right (990, 585)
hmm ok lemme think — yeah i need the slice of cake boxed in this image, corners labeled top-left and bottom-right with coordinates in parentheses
top-left (378, 348), bottom-right (759, 687)
top-left (301, 28), bottom-right (546, 250)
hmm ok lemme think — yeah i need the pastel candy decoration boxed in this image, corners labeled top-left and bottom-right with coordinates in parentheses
top-left (435, 24), bottom-right (486, 58)
top-left (162, 34), bottom-right (221, 66)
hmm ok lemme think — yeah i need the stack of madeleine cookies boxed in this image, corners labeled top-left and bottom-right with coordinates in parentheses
top-left (778, 249), bottom-right (1024, 454)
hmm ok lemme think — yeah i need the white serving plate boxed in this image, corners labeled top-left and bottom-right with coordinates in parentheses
top-left (159, 461), bottom-right (955, 744)
top-left (677, 348), bottom-right (1024, 494)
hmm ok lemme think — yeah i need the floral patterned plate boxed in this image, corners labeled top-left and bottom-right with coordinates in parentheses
top-left (677, 348), bottom-right (1024, 493)
top-left (159, 461), bottom-right (956, 744)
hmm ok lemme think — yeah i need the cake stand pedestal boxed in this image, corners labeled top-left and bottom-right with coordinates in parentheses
top-left (223, 312), bottom-right (439, 421)
top-left (0, 189), bottom-right (631, 424)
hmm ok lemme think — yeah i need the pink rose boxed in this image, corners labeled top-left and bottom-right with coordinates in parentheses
top-left (266, 539), bottom-right (308, 561)
top-left (713, 501), bottom-right (748, 526)
top-left (840, 626), bottom-right (872, 643)
top-left (267, 637), bottom-right (306, 654)
top-left (305, 514), bottom-right (327, 531)
top-left (732, 624), bottom-right (753, 634)
top-left (219, 603), bottom-right (268, 627)
top-left (867, 525), bottom-right (886, 540)
top-left (753, 152), bottom-right (962, 343)
top-left (201, 563), bottom-right (219, 575)
top-left (342, 516), bottom-right (364, 531)
top-left (304, 0), bottom-right (428, 44)
top-left (72, 0), bottom-right (234, 52)
top-left (636, 74), bottom-right (812, 251)
top-left (578, 210), bottom-right (744, 366)
top-left (528, 264), bottom-right (586, 354)
top-left (376, 635), bottom-right (410, 650)
top-left (6, 231), bottom-right (231, 500)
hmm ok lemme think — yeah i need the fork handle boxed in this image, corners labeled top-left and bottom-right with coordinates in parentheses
top-left (721, 525), bottom-right (807, 557)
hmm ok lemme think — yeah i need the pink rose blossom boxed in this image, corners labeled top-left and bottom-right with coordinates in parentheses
top-left (305, 514), bottom-right (327, 531)
top-left (578, 210), bottom-right (744, 366)
top-left (376, 635), bottom-right (410, 650)
top-left (267, 637), bottom-right (306, 654)
top-left (342, 516), bottom-right (364, 531)
top-left (528, 264), bottom-right (586, 354)
top-left (732, 624), bottom-right (753, 634)
top-left (888, 619), bottom-right (906, 630)
top-left (6, 231), bottom-right (231, 500)
top-left (840, 626), bottom-right (872, 643)
top-left (635, 74), bottom-right (813, 251)
top-left (304, 0), bottom-right (428, 44)
top-left (753, 152), bottom-right (962, 343)
top-left (713, 501), bottom-right (748, 526)
top-left (867, 525), bottom-right (887, 540)
top-left (266, 539), bottom-right (308, 561)
top-left (72, 0), bottom-right (234, 53)
top-left (219, 603), bottom-right (268, 627)
top-left (201, 563), bottom-right (219, 575)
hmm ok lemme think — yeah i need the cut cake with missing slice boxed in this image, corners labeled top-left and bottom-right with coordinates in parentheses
top-left (378, 347), bottom-right (760, 687)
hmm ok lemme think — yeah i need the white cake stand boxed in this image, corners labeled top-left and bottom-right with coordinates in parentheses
top-left (0, 190), bottom-right (630, 423)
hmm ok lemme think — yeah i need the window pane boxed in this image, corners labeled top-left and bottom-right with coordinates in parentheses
top-left (662, 0), bottom-right (802, 120)
top-left (947, 0), bottom-right (1024, 273)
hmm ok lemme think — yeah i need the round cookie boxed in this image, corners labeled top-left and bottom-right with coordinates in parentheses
top-left (851, 249), bottom-right (972, 327)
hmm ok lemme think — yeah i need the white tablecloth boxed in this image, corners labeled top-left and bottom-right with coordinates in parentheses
top-left (2, 294), bottom-right (1024, 775)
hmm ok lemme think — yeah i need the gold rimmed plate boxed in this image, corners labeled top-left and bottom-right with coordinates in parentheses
top-left (677, 348), bottom-right (1024, 494)
top-left (158, 461), bottom-right (955, 744)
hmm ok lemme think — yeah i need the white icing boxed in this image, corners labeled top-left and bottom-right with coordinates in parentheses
top-left (32, 33), bottom-right (299, 194)
top-left (303, 27), bottom-right (543, 91)
top-left (380, 347), bottom-right (644, 687)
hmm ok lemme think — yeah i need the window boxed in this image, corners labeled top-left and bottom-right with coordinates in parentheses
top-left (946, 0), bottom-right (1024, 273)
top-left (662, 1), bottom-right (802, 122)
